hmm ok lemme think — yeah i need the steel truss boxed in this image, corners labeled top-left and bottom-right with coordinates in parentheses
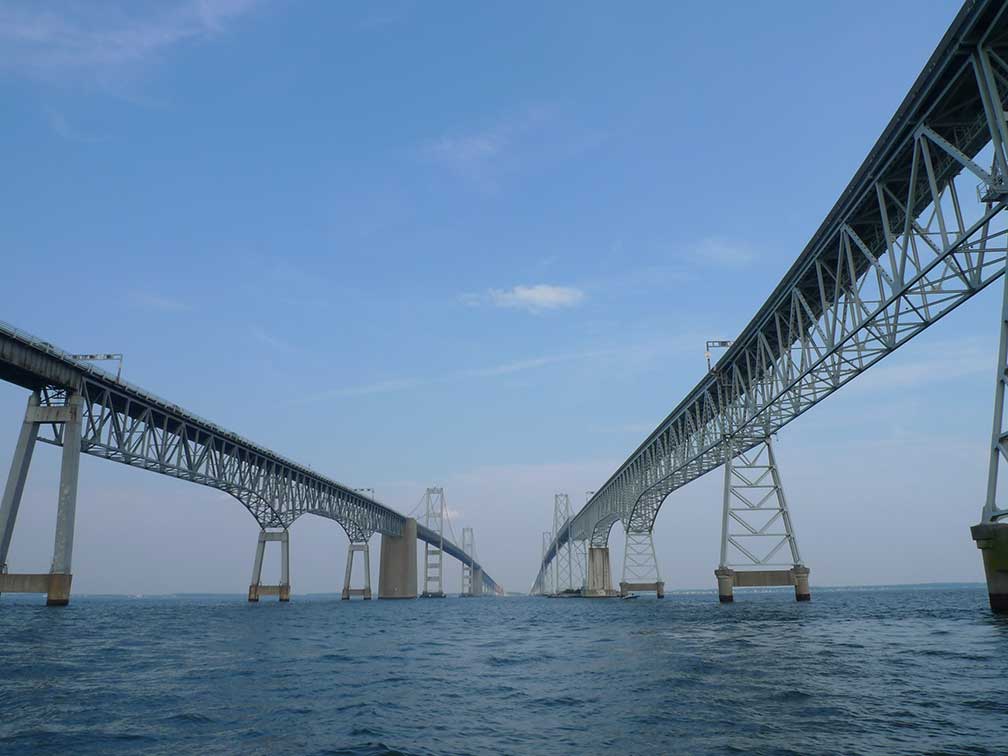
top-left (537, 5), bottom-right (1008, 587)
top-left (422, 487), bottom-right (445, 597)
top-left (621, 530), bottom-right (661, 590)
top-left (33, 378), bottom-right (398, 537)
top-left (460, 527), bottom-right (475, 596)
top-left (552, 494), bottom-right (573, 593)
top-left (0, 321), bottom-right (502, 595)
top-left (719, 437), bottom-right (802, 570)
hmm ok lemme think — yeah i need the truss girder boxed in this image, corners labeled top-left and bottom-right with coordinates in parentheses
top-left (537, 4), bottom-right (1008, 579)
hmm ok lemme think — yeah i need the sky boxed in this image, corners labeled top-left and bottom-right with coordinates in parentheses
top-left (0, 0), bottom-right (995, 596)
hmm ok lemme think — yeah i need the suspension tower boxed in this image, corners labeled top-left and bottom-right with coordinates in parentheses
top-left (421, 487), bottom-right (446, 598)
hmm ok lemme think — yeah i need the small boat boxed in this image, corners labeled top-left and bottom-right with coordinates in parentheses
top-left (621, 593), bottom-right (638, 600)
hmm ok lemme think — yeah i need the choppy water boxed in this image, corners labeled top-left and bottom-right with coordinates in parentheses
top-left (1, 585), bottom-right (1007, 755)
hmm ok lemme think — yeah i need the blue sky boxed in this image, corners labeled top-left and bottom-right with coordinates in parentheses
top-left (1, 0), bottom-right (995, 594)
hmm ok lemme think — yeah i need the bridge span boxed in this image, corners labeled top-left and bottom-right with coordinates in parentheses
top-left (0, 321), bottom-right (500, 605)
top-left (534, 0), bottom-right (1008, 612)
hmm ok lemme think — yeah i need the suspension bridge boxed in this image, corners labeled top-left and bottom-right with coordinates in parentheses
top-left (533, 0), bottom-right (1008, 612)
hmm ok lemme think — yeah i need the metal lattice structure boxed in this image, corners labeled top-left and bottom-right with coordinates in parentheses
top-left (0, 321), bottom-right (501, 594)
top-left (422, 487), bottom-right (445, 597)
top-left (460, 527), bottom-right (474, 596)
top-left (720, 437), bottom-right (802, 571)
top-left (537, 0), bottom-right (1008, 590)
top-left (552, 493), bottom-right (572, 594)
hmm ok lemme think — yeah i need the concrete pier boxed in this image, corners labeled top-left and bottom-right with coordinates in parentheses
top-left (619, 580), bottom-right (664, 598)
top-left (248, 529), bottom-right (290, 602)
top-left (0, 392), bottom-right (82, 606)
top-left (715, 567), bottom-right (811, 603)
top-left (971, 523), bottom-right (1008, 613)
top-left (342, 542), bottom-right (372, 600)
top-left (585, 546), bottom-right (617, 597)
top-left (378, 517), bottom-right (417, 599)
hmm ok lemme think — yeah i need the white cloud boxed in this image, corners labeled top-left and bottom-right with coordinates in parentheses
top-left (465, 284), bottom-right (585, 313)
top-left (420, 106), bottom-right (553, 181)
top-left (249, 326), bottom-right (293, 351)
top-left (128, 291), bottom-right (193, 313)
top-left (693, 237), bottom-right (754, 268)
top-left (0, 0), bottom-right (260, 84)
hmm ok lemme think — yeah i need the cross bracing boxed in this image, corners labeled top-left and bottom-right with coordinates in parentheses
top-left (0, 320), bottom-right (500, 593)
top-left (536, 0), bottom-right (1008, 589)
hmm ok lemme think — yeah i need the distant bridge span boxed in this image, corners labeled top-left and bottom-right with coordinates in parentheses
top-left (536, 0), bottom-right (1008, 611)
top-left (0, 321), bottom-right (500, 603)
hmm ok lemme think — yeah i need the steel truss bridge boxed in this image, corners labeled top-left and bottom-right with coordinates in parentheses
top-left (0, 320), bottom-right (500, 602)
top-left (535, 0), bottom-right (1008, 609)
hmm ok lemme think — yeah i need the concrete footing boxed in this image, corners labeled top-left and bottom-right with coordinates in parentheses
top-left (378, 517), bottom-right (417, 599)
top-left (715, 566), bottom-right (810, 602)
top-left (620, 581), bottom-right (664, 598)
top-left (972, 522), bottom-right (1008, 613)
top-left (0, 572), bottom-right (72, 605)
top-left (248, 529), bottom-right (290, 602)
top-left (342, 542), bottom-right (372, 600)
top-left (585, 547), bottom-right (618, 597)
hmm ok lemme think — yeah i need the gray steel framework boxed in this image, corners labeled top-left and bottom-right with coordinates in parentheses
top-left (422, 487), bottom-right (445, 597)
top-left (552, 493), bottom-right (573, 594)
top-left (0, 321), bottom-right (501, 595)
top-left (536, 0), bottom-right (1008, 589)
top-left (719, 437), bottom-right (802, 571)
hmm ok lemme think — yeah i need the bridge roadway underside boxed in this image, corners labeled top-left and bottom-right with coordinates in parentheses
top-left (0, 321), bottom-right (500, 604)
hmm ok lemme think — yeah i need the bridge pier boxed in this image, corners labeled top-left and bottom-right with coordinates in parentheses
top-left (378, 517), bottom-right (417, 599)
top-left (248, 528), bottom-right (290, 602)
top-left (619, 529), bottom-right (664, 598)
top-left (716, 436), bottom-right (809, 603)
top-left (0, 391), bottom-right (82, 606)
top-left (341, 541), bottom-right (372, 600)
top-left (715, 566), bottom-right (811, 603)
top-left (585, 546), bottom-right (617, 597)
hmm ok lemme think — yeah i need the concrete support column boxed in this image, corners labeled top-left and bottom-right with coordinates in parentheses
top-left (378, 517), bottom-right (417, 599)
top-left (47, 393), bottom-right (82, 607)
top-left (248, 529), bottom-right (290, 602)
top-left (792, 566), bottom-right (811, 602)
top-left (472, 566), bottom-right (483, 597)
top-left (972, 523), bottom-right (1008, 612)
top-left (585, 546), bottom-right (616, 597)
top-left (715, 568), bottom-right (735, 603)
top-left (341, 542), bottom-right (372, 600)
top-left (0, 392), bottom-right (40, 573)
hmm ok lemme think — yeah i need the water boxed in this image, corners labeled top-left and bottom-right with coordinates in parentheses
top-left (1, 585), bottom-right (1006, 755)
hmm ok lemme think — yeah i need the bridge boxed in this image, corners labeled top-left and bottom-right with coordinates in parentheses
top-left (0, 321), bottom-right (500, 605)
top-left (534, 0), bottom-right (1008, 612)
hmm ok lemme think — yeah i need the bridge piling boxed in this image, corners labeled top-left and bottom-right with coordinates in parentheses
top-left (378, 517), bottom-right (417, 599)
top-left (585, 546), bottom-right (616, 597)
top-left (248, 529), bottom-right (290, 602)
top-left (0, 390), bottom-right (81, 606)
top-left (716, 436), bottom-right (809, 603)
top-left (619, 530), bottom-right (664, 598)
top-left (0, 392), bottom-right (40, 575)
top-left (975, 256), bottom-right (1008, 613)
top-left (341, 541), bottom-right (372, 599)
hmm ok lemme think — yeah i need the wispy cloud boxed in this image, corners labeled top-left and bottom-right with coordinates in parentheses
top-left (45, 109), bottom-right (101, 142)
top-left (319, 377), bottom-right (422, 398)
top-left (692, 237), bottom-right (754, 268)
top-left (0, 0), bottom-right (260, 85)
top-left (421, 106), bottom-right (552, 181)
top-left (129, 291), bottom-right (194, 313)
top-left (249, 326), bottom-right (295, 351)
top-left (297, 346), bottom-right (619, 404)
top-left (464, 284), bottom-right (586, 314)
